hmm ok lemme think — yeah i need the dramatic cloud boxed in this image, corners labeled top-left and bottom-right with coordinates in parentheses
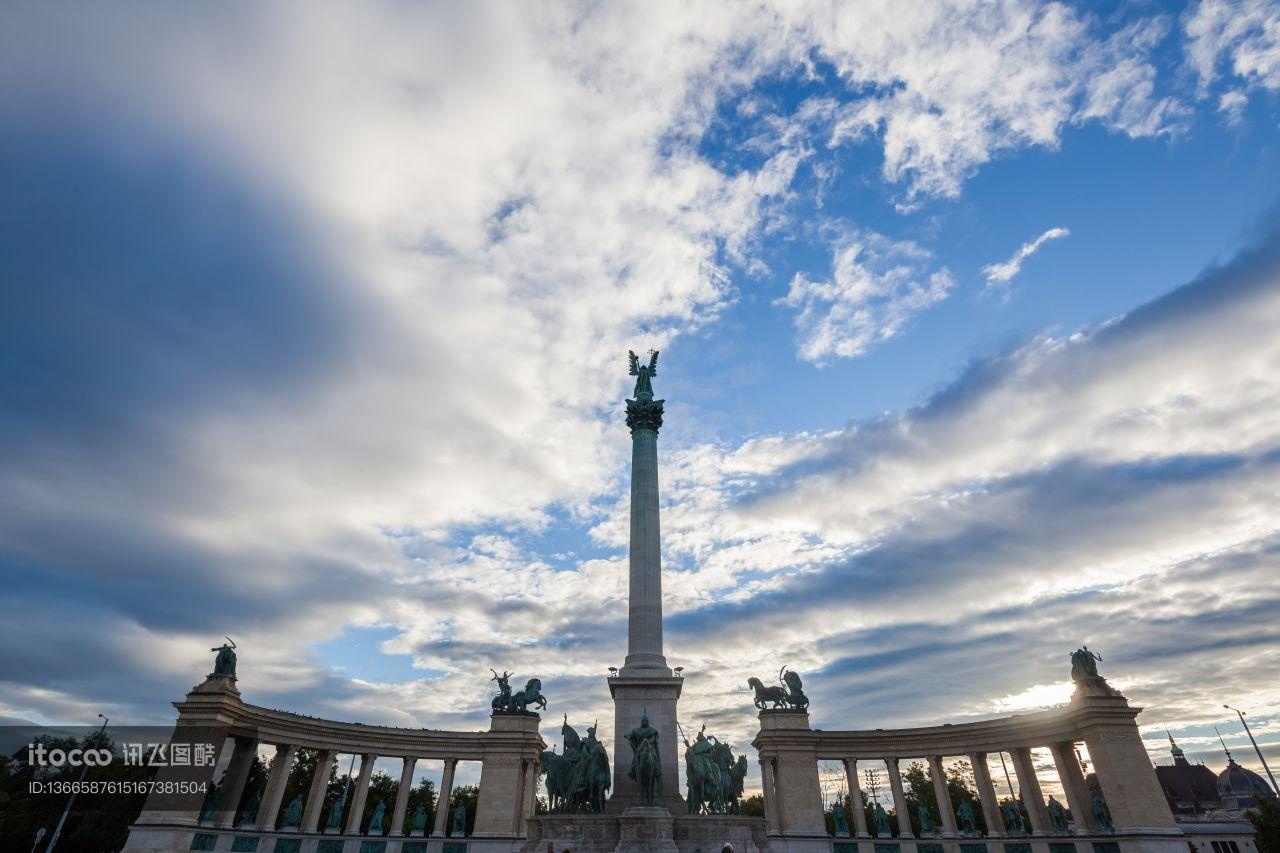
top-left (982, 226), bottom-right (1071, 288)
top-left (0, 0), bottom-right (1276, 798)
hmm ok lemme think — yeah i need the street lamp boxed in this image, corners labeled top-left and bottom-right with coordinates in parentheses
top-left (46, 713), bottom-right (108, 853)
top-left (1224, 705), bottom-right (1278, 795)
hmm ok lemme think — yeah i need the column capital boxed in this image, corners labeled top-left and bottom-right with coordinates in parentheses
top-left (625, 398), bottom-right (664, 433)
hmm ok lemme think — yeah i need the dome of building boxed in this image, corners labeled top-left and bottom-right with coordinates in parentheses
top-left (1216, 757), bottom-right (1276, 806)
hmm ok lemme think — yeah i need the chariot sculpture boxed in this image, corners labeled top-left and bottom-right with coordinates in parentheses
top-left (490, 669), bottom-right (547, 713)
top-left (748, 667), bottom-right (809, 710)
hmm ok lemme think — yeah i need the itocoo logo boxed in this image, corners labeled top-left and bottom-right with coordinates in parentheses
top-left (28, 742), bottom-right (113, 768)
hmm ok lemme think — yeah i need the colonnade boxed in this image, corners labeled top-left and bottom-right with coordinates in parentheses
top-left (753, 678), bottom-right (1184, 853)
top-left (123, 674), bottom-right (544, 853)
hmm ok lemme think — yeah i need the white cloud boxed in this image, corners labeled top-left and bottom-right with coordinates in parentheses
top-left (780, 229), bottom-right (955, 364)
top-left (1184, 0), bottom-right (1280, 108)
top-left (982, 226), bottom-right (1071, 288)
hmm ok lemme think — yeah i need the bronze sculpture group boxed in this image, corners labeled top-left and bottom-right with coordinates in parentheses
top-left (748, 668), bottom-right (808, 710)
top-left (491, 669), bottom-right (548, 714)
top-left (626, 711), bottom-right (663, 806)
top-left (681, 724), bottom-right (748, 814)
top-left (540, 716), bottom-right (612, 813)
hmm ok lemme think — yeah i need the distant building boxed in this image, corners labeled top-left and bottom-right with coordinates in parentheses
top-left (1155, 732), bottom-right (1222, 816)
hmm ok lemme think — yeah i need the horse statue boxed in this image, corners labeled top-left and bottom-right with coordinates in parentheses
top-left (506, 677), bottom-right (547, 713)
top-left (748, 667), bottom-right (809, 710)
top-left (626, 712), bottom-right (662, 806)
top-left (540, 748), bottom-right (571, 812)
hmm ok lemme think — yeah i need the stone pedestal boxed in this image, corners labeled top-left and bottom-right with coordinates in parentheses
top-left (615, 807), bottom-right (678, 853)
top-left (608, 674), bottom-right (684, 812)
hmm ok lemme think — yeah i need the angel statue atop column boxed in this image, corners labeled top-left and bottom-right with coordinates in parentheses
top-left (628, 350), bottom-right (659, 399)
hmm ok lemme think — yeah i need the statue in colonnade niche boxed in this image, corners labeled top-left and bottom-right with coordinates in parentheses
top-left (917, 802), bottom-right (936, 836)
top-left (326, 789), bottom-right (345, 830)
top-left (956, 799), bottom-right (978, 835)
top-left (210, 637), bottom-right (237, 678)
top-left (281, 795), bottom-right (302, 828)
top-left (872, 802), bottom-right (892, 837)
top-left (1070, 647), bottom-right (1102, 681)
top-left (626, 710), bottom-right (662, 806)
top-left (368, 800), bottom-right (386, 835)
top-left (1001, 800), bottom-right (1024, 834)
top-left (1047, 796), bottom-right (1069, 833)
top-left (452, 802), bottom-right (468, 836)
top-left (1091, 790), bottom-right (1114, 834)
top-left (239, 788), bottom-right (261, 827)
top-left (411, 803), bottom-right (427, 834)
top-left (832, 802), bottom-right (851, 836)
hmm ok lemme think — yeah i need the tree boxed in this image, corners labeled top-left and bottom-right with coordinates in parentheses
top-left (1247, 797), bottom-right (1280, 853)
top-left (739, 794), bottom-right (766, 817)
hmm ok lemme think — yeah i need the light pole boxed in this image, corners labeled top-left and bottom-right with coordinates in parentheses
top-left (46, 713), bottom-right (108, 853)
top-left (1224, 705), bottom-right (1278, 795)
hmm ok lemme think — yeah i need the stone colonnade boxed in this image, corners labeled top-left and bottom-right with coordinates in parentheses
top-left (122, 674), bottom-right (544, 853)
top-left (753, 680), bottom-right (1184, 853)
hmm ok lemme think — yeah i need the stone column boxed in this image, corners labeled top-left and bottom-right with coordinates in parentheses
top-left (929, 756), bottom-right (958, 837)
top-left (301, 749), bottom-right (336, 833)
top-left (344, 753), bottom-right (375, 835)
top-left (886, 758), bottom-right (913, 838)
top-left (623, 391), bottom-right (667, 674)
top-left (521, 759), bottom-right (538, 831)
top-left (213, 737), bottom-right (258, 829)
top-left (1011, 748), bottom-right (1050, 836)
top-left (761, 759), bottom-right (781, 836)
top-left (256, 744), bottom-right (297, 831)
top-left (969, 752), bottom-right (1004, 837)
top-left (435, 758), bottom-right (458, 836)
top-left (390, 757), bottom-right (417, 836)
top-left (1049, 742), bottom-right (1094, 833)
top-left (844, 758), bottom-right (870, 838)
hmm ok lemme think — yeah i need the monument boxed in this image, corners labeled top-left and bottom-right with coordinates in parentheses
top-left (609, 349), bottom-right (685, 813)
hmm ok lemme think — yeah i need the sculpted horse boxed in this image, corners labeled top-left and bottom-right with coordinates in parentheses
top-left (748, 676), bottom-right (790, 709)
top-left (509, 677), bottom-right (547, 712)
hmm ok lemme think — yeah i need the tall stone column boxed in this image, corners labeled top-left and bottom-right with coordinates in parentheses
top-left (969, 752), bottom-right (1004, 837)
top-left (929, 755), bottom-right (958, 837)
top-left (887, 758), bottom-right (914, 838)
top-left (255, 744), bottom-right (297, 831)
top-left (1049, 742), bottom-right (1094, 833)
top-left (1011, 748), bottom-right (1050, 835)
top-left (435, 758), bottom-right (458, 836)
top-left (213, 737), bottom-right (258, 829)
top-left (344, 753), bottom-right (375, 835)
top-left (761, 759), bottom-right (781, 836)
top-left (610, 353), bottom-right (683, 810)
top-left (301, 748), bottom-right (336, 832)
top-left (390, 757), bottom-right (417, 836)
top-left (843, 758), bottom-right (870, 838)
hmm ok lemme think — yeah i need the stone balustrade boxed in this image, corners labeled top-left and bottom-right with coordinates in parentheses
top-left (753, 679), bottom-right (1183, 853)
top-left (122, 674), bottom-right (544, 853)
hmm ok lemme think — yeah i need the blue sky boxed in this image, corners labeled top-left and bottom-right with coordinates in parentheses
top-left (2, 1), bottom-right (1279, 796)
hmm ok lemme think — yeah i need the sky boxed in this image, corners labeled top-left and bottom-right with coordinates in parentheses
top-left (2, 0), bottom-right (1280, 800)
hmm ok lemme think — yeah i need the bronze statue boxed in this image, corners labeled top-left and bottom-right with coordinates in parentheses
top-left (748, 668), bottom-right (809, 710)
top-left (210, 637), bottom-right (237, 678)
top-left (628, 350), bottom-right (659, 399)
top-left (411, 803), bottom-right (427, 833)
top-left (281, 795), bottom-right (302, 828)
top-left (1070, 646), bottom-right (1102, 681)
top-left (539, 717), bottom-right (610, 813)
top-left (873, 802), bottom-right (891, 837)
top-left (681, 723), bottom-right (748, 815)
top-left (490, 672), bottom-right (545, 713)
top-left (1001, 800), bottom-right (1024, 834)
top-left (1091, 790), bottom-right (1113, 834)
top-left (918, 802), bottom-right (935, 835)
top-left (1047, 795), bottom-right (1068, 833)
top-left (452, 802), bottom-right (467, 836)
top-left (369, 800), bottom-right (386, 835)
top-left (626, 710), bottom-right (662, 805)
top-left (956, 799), bottom-right (977, 835)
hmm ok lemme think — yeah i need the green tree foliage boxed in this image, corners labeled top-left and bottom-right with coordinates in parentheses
top-left (739, 793), bottom-right (765, 817)
top-left (0, 733), bottom-right (152, 853)
top-left (1247, 797), bottom-right (1280, 853)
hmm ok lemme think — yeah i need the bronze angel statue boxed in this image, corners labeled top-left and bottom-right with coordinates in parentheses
top-left (628, 349), bottom-right (659, 398)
